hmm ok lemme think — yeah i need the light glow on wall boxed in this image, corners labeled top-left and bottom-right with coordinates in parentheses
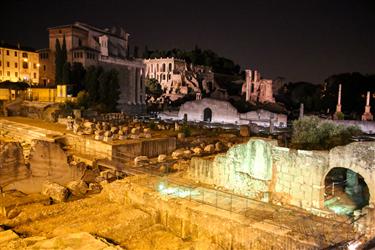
top-left (157, 181), bottom-right (200, 198)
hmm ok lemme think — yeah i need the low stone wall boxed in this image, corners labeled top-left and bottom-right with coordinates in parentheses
top-left (64, 134), bottom-right (176, 161)
top-left (0, 119), bottom-right (63, 143)
top-left (186, 138), bottom-right (375, 213)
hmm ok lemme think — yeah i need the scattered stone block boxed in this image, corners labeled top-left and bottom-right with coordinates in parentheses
top-left (131, 128), bottom-right (139, 134)
top-left (67, 180), bottom-right (88, 196)
top-left (134, 156), bottom-right (149, 166)
top-left (183, 150), bottom-right (192, 158)
top-left (215, 142), bottom-right (224, 152)
top-left (240, 125), bottom-right (250, 137)
top-left (172, 149), bottom-right (185, 159)
top-left (130, 134), bottom-right (139, 139)
top-left (159, 165), bottom-right (167, 173)
top-left (158, 154), bottom-right (167, 163)
top-left (177, 132), bottom-right (185, 141)
top-left (192, 147), bottom-right (203, 155)
top-left (89, 183), bottom-right (102, 192)
top-left (143, 128), bottom-right (151, 133)
top-left (174, 122), bottom-right (181, 131)
top-left (41, 181), bottom-right (69, 202)
top-left (0, 230), bottom-right (19, 246)
top-left (204, 144), bottom-right (215, 154)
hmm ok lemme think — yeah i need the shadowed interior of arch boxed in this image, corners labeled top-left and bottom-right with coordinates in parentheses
top-left (324, 167), bottom-right (370, 216)
top-left (203, 107), bottom-right (212, 122)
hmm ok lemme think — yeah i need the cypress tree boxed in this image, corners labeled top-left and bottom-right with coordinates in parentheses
top-left (61, 35), bottom-right (67, 66)
top-left (55, 38), bottom-right (62, 84)
top-left (62, 62), bottom-right (71, 84)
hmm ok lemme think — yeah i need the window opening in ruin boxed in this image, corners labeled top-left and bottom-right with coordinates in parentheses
top-left (203, 108), bottom-right (212, 122)
top-left (324, 167), bottom-right (369, 216)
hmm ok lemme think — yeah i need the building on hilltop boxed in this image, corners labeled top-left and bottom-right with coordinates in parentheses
top-left (144, 57), bottom-right (215, 102)
top-left (242, 69), bottom-right (275, 103)
top-left (39, 22), bottom-right (145, 113)
top-left (0, 44), bottom-right (40, 85)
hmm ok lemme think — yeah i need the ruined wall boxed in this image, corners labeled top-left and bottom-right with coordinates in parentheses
top-left (187, 139), bottom-right (331, 212)
top-left (0, 141), bottom-right (29, 187)
top-left (64, 134), bottom-right (176, 161)
top-left (1, 139), bottom-right (84, 193)
top-left (272, 147), bottom-right (329, 210)
top-left (188, 140), bottom-right (275, 200)
top-left (64, 134), bottom-right (113, 159)
top-left (114, 137), bottom-right (176, 160)
top-left (0, 119), bottom-right (63, 143)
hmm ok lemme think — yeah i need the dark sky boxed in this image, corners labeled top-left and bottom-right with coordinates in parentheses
top-left (1, 0), bottom-right (374, 83)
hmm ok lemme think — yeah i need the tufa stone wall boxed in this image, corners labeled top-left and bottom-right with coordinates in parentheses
top-left (187, 138), bottom-right (375, 213)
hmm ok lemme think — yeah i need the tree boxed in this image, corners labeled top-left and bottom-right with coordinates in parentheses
top-left (106, 69), bottom-right (120, 112)
top-left (55, 36), bottom-right (68, 85)
top-left (291, 116), bottom-right (361, 150)
top-left (76, 90), bottom-right (90, 108)
top-left (322, 73), bottom-right (375, 118)
top-left (62, 62), bottom-right (71, 84)
top-left (83, 66), bottom-right (119, 112)
top-left (55, 38), bottom-right (62, 84)
top-left (84, 66), bottom-right (103, 104)
top-left (145, 78), bottom-right (162, 98)
top-left (61, 35), bottom-right (67, 66)
top-left (98, 69), bottom-right (120, 112)
top-left (143, 45), bottom-right (150, 58)
top-left (70, 62), bottom-right (86, 95)
top-left (133, 46), bottom-right (139, 58)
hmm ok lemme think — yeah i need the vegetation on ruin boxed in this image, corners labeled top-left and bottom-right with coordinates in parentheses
top-left (145, 78), bottom-right (163, 99)
top-left (143, 45), bottom-right (241, 75)
top-left (291, 116), bottom-right (362, 150)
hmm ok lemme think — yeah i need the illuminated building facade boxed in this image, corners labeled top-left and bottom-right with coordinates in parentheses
top-left (0, 44), bottom-right (40, 85)
top-left (39, 22), bottom-right (145, 113)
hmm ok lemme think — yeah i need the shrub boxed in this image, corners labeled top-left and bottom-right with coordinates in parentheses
top-left (182, 125), bottom-right (191, 137)
top-left (59, 100), bottom-right (76, 117)
top-left (291, 116), bottom-right (361, 150)
top-left (76, 90), bottom-right (89, 109)
top-left (149, 121), bottom-right (156, 130)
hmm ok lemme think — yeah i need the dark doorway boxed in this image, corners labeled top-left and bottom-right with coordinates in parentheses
top-left (203, 108), bottom-right (212, 122)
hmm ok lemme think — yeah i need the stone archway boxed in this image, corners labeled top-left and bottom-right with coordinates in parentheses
top-left (203, 108), bottom-right (212, 122)
top-left (322, 167), bottom-right (371, 215)
top-left (321, 141), bottom-right (375, 213)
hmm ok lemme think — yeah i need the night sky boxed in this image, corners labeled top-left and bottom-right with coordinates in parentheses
top-left (0, 0), bottom-right (374, 84)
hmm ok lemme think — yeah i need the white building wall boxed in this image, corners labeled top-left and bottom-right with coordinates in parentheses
top-left (158, 98), bottom-right (287, 128)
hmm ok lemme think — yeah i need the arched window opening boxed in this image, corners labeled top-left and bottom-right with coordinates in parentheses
top-left (203, 108), bottom-right (212, 122)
